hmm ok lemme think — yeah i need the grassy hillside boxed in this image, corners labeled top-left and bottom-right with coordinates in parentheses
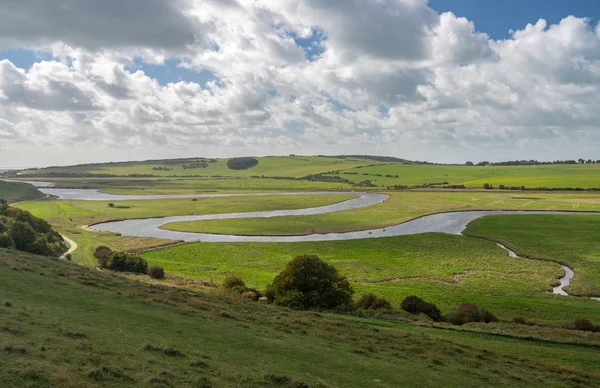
top-left (1, 249), bottom-right (600, 387)
top-left (464, 214), bottom-right (600, 296)
top-left (0, 181), bottom-right (46, 204)
top-left (19, 156), bottom-right (382, 178)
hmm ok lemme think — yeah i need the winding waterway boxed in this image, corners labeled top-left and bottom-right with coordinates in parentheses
top-left (7, 180), bottom-right (599, 299)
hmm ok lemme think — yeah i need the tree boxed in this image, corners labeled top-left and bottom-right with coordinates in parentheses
top-left (465, 161), bottom-right (474, 166)
top-left (266, 255), bottom-right (353, 310)
top-left (10, 221), bottom-right (38, 252)
top-left (148, 266), bottom-right (165, 279)
top-left (0, 233), bottom-right (15, 249)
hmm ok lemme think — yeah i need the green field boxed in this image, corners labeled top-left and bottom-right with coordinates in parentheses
top-left (2, 249), bottom-right (600, 387)
top-left (327, 163), bottom-right (600, 189)
top-left (14, 156), bottom-right (600, 190)
top-left (464, 214), bottom-right (600, 296)
top-left (142, 231), bottom-right (600, 325)
top-left (161, 191), bottom-right (600, 235)
top-left (0, 181), bottom-right (46, 204)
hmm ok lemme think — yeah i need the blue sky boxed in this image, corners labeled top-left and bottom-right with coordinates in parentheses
top-left (429, 0), bottom-right (600, 39)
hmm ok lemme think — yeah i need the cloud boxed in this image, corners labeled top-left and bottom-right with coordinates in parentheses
top-left (1, 1), bottom-right (600, 166)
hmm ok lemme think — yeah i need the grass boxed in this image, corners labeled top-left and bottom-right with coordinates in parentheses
top-left (464, 214), bottom-right (600, 296)
top-left (160, 190), bottom-right (600, 235)
top-left (328, 163), bottom-right (600, 189)
top-left (0, 181), bottom-right (46, 204)
top-left (142, 233), bottom-right (600, 325)
top-left (21, 155), bottom-right (381, 178)
top-left (2, 248), bottom-right (600, 387)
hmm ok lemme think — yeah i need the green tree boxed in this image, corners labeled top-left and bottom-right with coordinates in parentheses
top-left (10, 221), bottom-right (38, 252)
top-left (0, 233), bottom-right (15, 249)
top-left (266, 255), bottom-right (353, 310)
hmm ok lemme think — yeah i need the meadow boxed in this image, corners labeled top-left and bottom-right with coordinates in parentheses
top-left (464, 214), bottom-right (600, 296)
top-left (1, 249), bottom-right (599, 387)
top-left (142, 231), bottom-right (600, 325)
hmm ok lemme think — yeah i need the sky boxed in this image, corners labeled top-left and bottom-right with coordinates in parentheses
top-left (1, 1), bottom-right (600, 167)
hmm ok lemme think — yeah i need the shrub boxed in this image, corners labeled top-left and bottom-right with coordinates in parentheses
top-left (355, 293), bottom-right (392, 310)
top-left (108, 203), bottom-right (115, 208)
top-left (10, 221), bottom-right (37, 252)
top-left (445, 303), bottom-right (498, 325)
top-left (400, 296), bottom-right (442, 321)
top-left (222, 274), bottom-right (246, 293)
top-left (0, 233), bottom-right (15, 249)
top-left (573, 318), bottom-right (598, 332)
top-left (106, 252), bottom-right (148, 274)
top-left (94, 246), bottom-right (113, 267)
top-left (147, 266), bottom-right (165, 279)
top-left (267, 255), bottom-right (353, 310)
top-left (227, 157), bottom-right (259, 170)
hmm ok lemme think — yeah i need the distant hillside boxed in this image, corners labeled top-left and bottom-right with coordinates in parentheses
top-left (0, 181), bottom-right (46, 204)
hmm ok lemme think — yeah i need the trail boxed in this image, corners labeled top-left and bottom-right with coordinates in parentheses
top-left (59, 234), bottom-right (78, 259)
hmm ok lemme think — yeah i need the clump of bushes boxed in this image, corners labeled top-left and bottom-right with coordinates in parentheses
top-left (401, 295), bottom-right (442, 321)
top-left (266, 255), bottom-right (353, 310)
top-left (573, 318), bottom-right (600, 332)
top-left (221, 275), bottom-right (263, 300)
top-left (445, 303), bottom-right (498, 325)
top-left (147, 266), bottom-right (165, 279)
top-left (227, 157), bottom-right (259, 170)
top-left (355, 293), bottom-right (392, 311)
top-left (94, 246), bottom-right (153, 275)
top-left (94, 246), bottom-right (113, 267)
top-left (0, 233), bottom-right (15, 249)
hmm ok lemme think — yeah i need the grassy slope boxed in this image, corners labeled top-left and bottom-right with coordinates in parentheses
top-left (464, 214), bottom-right (600, 296)
top-left (160, 191), bottom-right (600, 235)
top-left (1, 249), bottom-right (599, 387)
top-left (22, 156), bottom-right (381, 178)
top-left (142, 233), bottom-right (600, 325)
top-left (0, 181), bottom-right (46, 204)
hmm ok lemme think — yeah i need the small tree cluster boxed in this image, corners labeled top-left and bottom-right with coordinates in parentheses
top-left (0, 205), bottom-right (65, 256)
top-left (266, 255), bottom-right (353, 310)
top-left (445, 303), bottom-right (498, 325)
top-left (106, 252), bottom-right (148, 274)
top-left (355, 293), bottom-right (392, 311)
top-left (400, 295), bottom-right (442, 321)
top-left (227, 157), bottom-right (259, 170)
top-left (147, 266), bottom-right (166, 279)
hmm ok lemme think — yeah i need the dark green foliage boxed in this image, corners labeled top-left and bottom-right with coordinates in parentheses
top-left (106, 252), bottom-right (148, 274)
top-left (222, 274), bottom-right (246, 293)
top-left (147, 266), bottom-right (165, 279)
top-left (227, 157), bottom-right (259, 170)
top-left (94, 246), bottom-right (114, 267)
top-left (0, 233), bottom-right (15, 249)
top-left (445, 303), bottom-right (498, 325)
top-left (400, 295), bottom-right (442, 321)
top-left (267, 255), bottom-right (353, 310)
top-left (573, 318), bottom-right (599, 332)
top-left (355, 293), bottom-right (392, 310)
top-left (10, 221), bottom-right (38, 252)
top-left (0, 206), bottom-right (65, 256)
top-left (144, 344), bottom-right (185, 358)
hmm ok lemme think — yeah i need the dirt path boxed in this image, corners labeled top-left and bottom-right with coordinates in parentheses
top-left (59, 234), bottom-right (78, 259)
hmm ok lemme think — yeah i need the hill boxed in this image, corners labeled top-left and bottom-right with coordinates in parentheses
top-left (0, 181), bottom-right (46, 204)
top-left (1, 249), bottom-right (599, 387)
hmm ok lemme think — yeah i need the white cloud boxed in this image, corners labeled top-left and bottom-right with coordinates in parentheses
top-left (1, 0), bottom-right (600, 166)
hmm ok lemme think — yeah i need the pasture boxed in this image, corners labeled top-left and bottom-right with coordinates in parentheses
top-left (1, 249), bottom-right (599, 387)
top-left (0, 180), bottom-right (46, 204)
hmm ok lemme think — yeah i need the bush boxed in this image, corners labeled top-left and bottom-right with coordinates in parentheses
top-left (227, 157), bottom-right (259, 170)
top-left (0, 233), bottom-right (15, 249)
top-left (355, 293), bottom-right (392, 310)
top-left (222, 274), bottom-right (246, 293)
top-left (266, 255), bottom-right (353, 310)
top-left (573, 318), bottom-right (598, 332)
top-left (445, 303), bottom-right (498, 325)
top-left (147, 266), bottom-right (165, 279)
top-left (106, 252), bottom-right (148, 274)
top-left (94, 246), bottom-right (113, 267)
top-left (10, 221), bottom-right (38, 252)
top-left (400, 296), bottom-right (442, 321)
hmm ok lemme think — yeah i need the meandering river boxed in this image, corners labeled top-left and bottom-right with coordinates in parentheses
top-left (7, 181), bottom-right (600, 299)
